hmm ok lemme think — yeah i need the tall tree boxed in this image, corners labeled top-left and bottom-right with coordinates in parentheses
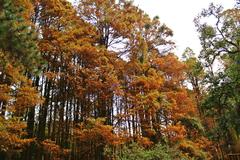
top-left (195, 2), bottom-right (240, 156)
top-left (0, 0), bottom-right (43, 159)
top-left (182, 47), bottom-right (205, 116)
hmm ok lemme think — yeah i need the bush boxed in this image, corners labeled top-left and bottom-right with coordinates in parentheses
top-left (105, 142), bottom-right (191, 160)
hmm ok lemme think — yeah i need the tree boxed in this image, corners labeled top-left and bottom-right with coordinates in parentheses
top-left (182, 47), bottom-right (205, 116)
top-left (0, 1), bottom-right (43, 159)
top-left (195, 2), bottom-right (240, 155)
top-left (0, 0), bottom-right (42, 72)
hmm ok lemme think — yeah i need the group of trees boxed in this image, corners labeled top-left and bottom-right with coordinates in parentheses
top-left (193, 1), bottom-right (240, 157)
top-left (0, 0), bottom-right (239, 159)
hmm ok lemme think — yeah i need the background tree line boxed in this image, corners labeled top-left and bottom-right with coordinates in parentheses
top-left (0, 0), bottom-right (239, 159)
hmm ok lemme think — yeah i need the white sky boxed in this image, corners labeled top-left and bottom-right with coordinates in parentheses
top-left (69, 0), bottom-right (235, 56)
top-left (133, 0), bottom-right (235, 56)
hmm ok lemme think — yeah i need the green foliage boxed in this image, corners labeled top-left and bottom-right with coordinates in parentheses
top-left (105, 142), bottom-right (184, 160)
top-left (182, 47), bottom-right (204, 87)
top-left (196, 2), bottom-right (240, 149)
top-left (180, 116), bottom-right (205, 134)
top-left (178, 140), bottom-right (208, 160)
top-left (0, 0), bottom-right (43, 73)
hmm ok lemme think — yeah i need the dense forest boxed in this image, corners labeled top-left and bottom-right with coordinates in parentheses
top-left (0, 0), bottom-right (239, 159)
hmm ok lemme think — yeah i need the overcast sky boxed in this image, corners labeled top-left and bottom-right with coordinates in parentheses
top-left (133, 0), bottom-right (235, 56)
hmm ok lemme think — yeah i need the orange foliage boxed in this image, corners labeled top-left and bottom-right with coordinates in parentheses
top-left (75, 118), bottom-right (124, 146)
top-left (135, 136), bottom-right (154, 147)
top-left (166, 89), bottom-right (196, 120)
top-left (0, 117), bottom-right (34, 153)
top-left (42, 139), bottom-right (70, 160)
top-left (164, 123), bottom-right (187, 142)
top-left (0, 0), bottom-right (213, 159)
